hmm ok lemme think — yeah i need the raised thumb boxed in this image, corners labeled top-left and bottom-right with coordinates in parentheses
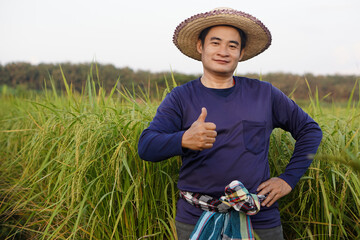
top-left (197, 107), bottom-right (207, 122)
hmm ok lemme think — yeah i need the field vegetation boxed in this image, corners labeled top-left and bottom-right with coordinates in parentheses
top-left (0, 67), bottom-right (359, 239)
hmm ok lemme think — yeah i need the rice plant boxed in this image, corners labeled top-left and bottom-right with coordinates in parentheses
top-left (0, 71), bottom-right (359, 239)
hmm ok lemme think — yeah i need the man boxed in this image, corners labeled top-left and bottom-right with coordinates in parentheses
top-left (138, 8), bottom-right (322, 240)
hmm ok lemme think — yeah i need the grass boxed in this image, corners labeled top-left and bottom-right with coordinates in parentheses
top-left (0, 70), bottom-right (359, 239)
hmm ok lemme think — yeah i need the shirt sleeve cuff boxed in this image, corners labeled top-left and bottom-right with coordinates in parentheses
top-left (174, 130), bottom-right (186, 156)
top-left (278, 174), bottom-right (297, 190)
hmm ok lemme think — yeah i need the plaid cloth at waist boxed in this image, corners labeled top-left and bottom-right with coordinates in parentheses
top-left (180, 180), bottom-right (266, 240)
top-left (179, 180), bottom-right (265, 213)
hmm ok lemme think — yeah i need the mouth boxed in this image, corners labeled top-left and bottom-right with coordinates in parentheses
top-left (214, 59), bottom-right (230, 64)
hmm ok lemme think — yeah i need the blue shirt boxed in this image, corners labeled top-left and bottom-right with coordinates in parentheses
top-left (138, 76), bottom-right (322, 228)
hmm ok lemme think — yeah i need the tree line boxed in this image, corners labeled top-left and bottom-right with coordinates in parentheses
top-left (0, 62), bottom-right (358, 102)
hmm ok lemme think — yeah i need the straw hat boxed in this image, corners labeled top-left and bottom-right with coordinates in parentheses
top-left (173, 7), bottom-right (272, 62)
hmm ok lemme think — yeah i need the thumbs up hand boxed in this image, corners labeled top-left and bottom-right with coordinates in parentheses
top-left (182, 107), bottom-right (217, 151)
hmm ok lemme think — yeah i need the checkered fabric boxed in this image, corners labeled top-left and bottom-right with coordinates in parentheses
top-left (180, 180), bottom-right (265, 240)
top-left (180, 180), bottom-right (265, 213)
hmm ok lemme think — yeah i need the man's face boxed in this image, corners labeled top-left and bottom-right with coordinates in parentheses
top-left (197, 25), bottom-right (244, 77)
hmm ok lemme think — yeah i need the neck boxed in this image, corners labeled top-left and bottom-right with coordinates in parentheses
top-left (200, 73), bottom-right (234, 89)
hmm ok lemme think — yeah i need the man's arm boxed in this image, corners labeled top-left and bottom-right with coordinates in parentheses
top-left (257, 86), bottom-right (322, 207)
top-left (138, 90), bottom-right (184, 162)
top-left (138, 91), bottom-right (217, 161)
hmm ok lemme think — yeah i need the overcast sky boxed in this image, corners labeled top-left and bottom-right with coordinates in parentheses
top-left (1, 0), bottom-right (359, 76)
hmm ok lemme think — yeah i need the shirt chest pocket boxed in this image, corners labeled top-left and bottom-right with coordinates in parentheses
top-left (242, 120), bottom-right (266, 154)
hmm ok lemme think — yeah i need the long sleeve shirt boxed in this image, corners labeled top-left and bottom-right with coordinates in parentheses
top-left (138, 76), bottom-right (322, 229)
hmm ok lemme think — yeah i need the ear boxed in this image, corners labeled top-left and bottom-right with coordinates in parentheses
top-left (196, 39), bottom-right (203, 54)
top-left (238, 48), bottom-right (245, 61)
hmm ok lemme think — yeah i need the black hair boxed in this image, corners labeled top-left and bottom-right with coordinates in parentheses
top-left (198, 25), bottom-right (247, 51)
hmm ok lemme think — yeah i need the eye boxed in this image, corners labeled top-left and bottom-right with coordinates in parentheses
top-left (211, 41), bottom-right (220, 46)
top-left (229, 45), bottom-right (238, 49)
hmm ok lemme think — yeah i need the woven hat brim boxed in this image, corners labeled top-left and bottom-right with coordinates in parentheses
top-left (173, 9), bottom-right (272, 62)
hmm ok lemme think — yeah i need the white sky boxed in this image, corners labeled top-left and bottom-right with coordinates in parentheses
top-left (1, 0), bottom-right (359, 75)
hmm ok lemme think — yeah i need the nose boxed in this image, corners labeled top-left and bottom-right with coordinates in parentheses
top-left (217, 44), bottom-right (229, 57)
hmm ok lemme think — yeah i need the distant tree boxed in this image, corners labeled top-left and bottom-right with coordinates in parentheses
top-left (0, 62), bottom-right (358, 102)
